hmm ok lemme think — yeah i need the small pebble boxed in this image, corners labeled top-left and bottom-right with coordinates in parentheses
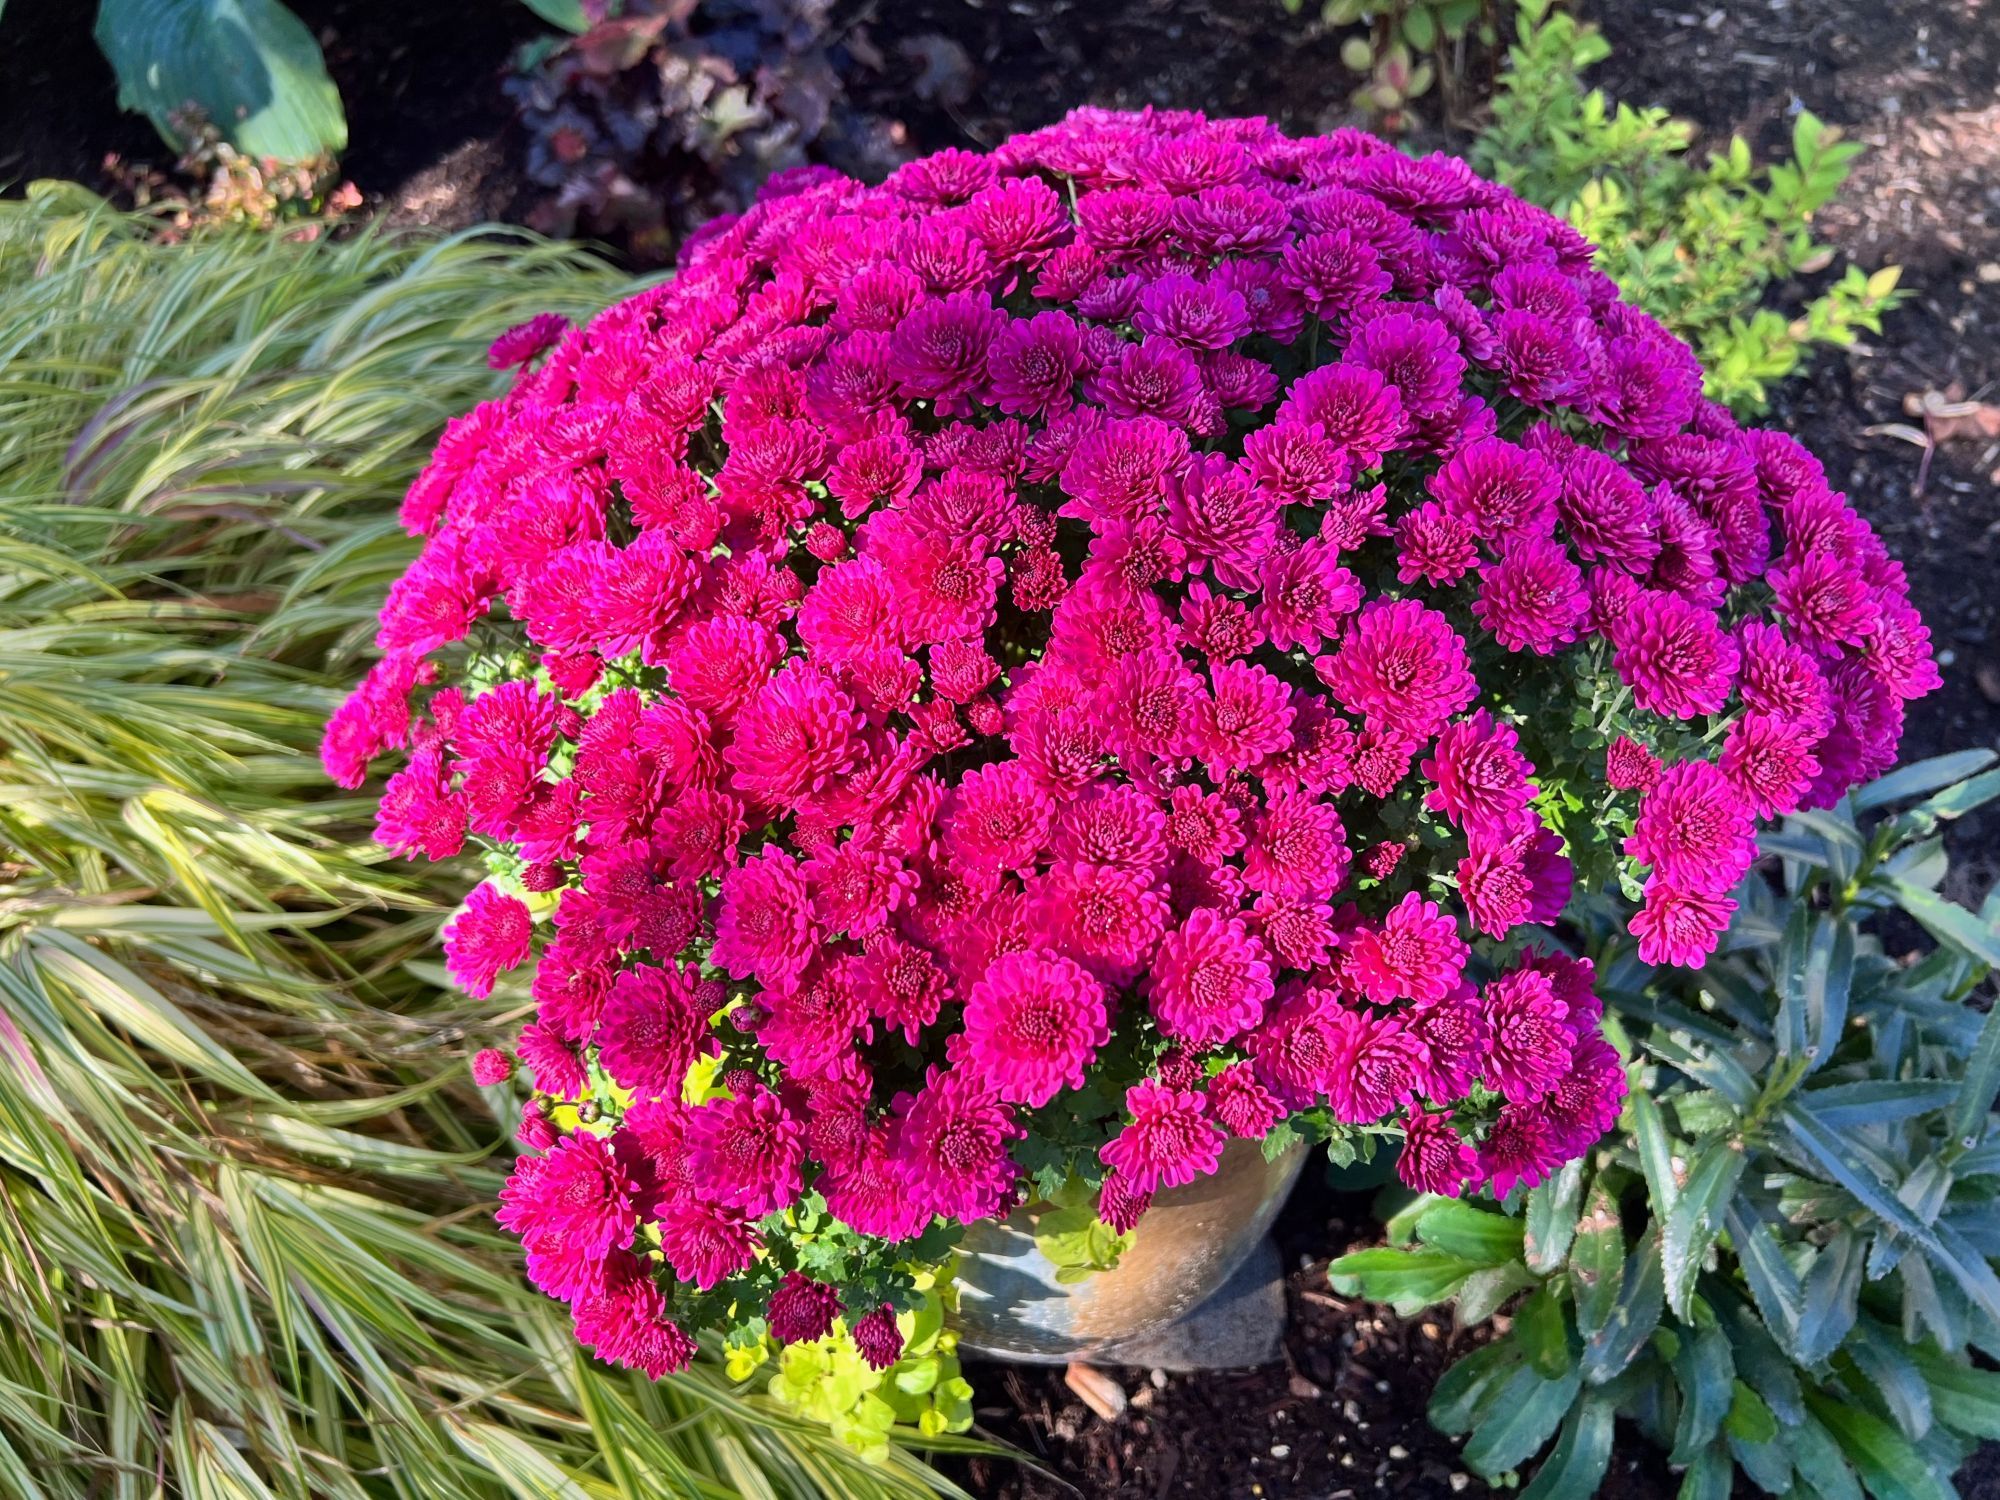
top-left (1271, 1444), bottom-right (1292, 1458)
top-left (1978, 262), bottom-right (2000, 284)
top-left (1150, 1368), bottom-right (1168, 1389)
top-left (1450, 1474), bottom-right (1471, 1492)
top-left (1390, 1445), bottom-right (1409, 1460)
top-left (1374, 1379), bottom-right (1390, 1393)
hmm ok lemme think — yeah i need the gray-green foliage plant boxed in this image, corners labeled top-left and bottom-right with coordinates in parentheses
top-left (1471, 0), bottom-right (1903, 415)
top-left (1331, 752), bottom-right (2000, 1500)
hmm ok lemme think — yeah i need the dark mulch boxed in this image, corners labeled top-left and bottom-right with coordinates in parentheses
top-left (4, 2), bottom-right (1997, 1497)
top-left (945, 1156), bottom-right (1683, 1500)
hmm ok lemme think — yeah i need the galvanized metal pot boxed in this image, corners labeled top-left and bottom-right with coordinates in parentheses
top-left (950, 1139), bottom-right (1307, 1363)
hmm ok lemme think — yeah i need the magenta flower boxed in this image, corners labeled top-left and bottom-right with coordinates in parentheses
top-left (958, 950), bottom-right (1111, 1106)
top-left (1100, 1081), bottom-right (1226, 1193)
top-left (1148, 908), bottom-right (1275, 1048)
top-left (443, 884), bottom-right (534, 999)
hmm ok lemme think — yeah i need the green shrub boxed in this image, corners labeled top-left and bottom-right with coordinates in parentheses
top-left (0, 186), bottom-right (974, 1500)
top-left (1472, 0), bottom-right (1903, 414)
top-left (1280, 0), bottom-right (1503, 129)
top-left (1331, 752), bottom-right (2000, 1500)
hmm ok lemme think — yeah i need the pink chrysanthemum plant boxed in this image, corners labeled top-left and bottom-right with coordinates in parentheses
top-left (328, 108), bottom-right (1938, 1390)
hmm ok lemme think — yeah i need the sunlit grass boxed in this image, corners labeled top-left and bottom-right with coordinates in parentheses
top-left (0, 184), bottom-right (978, 1500)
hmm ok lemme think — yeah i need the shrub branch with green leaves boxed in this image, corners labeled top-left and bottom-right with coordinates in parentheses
top-left (1471, 0), bottom-right (1903, 414)
top-left (1332, 752), bottom-right (2000, 1500)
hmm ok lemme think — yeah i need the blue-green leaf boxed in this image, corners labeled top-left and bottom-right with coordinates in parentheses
top-left (1581, 1227), bottom-right (1664, 1385)
top-left (1520, 1397), bottom-right (1614, 1500)
top-left (1807, 1389), bottom-right (1954, 1500)
top-left (1800, 1079), bottom-right (1959, 1132)
top-left (1852, 751), bottom-right (1997, 811)
top-left (1524, 1159), bottom-right (1585, 1275)
top-left (1884, 878), bottom-right (2000, 970)
top-left (1662, 1141), bottom-right (1746, 1319)
top-left (1464, 1363), bottom-right (1583, 1478)
top-left (516, 0), bottom-right (593, 31)
top-left (95, 0), bottom-right (347, 162)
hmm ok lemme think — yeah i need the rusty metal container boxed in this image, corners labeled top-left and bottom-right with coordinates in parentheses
top-left (950, 1139), bottom-right (1307, 1363)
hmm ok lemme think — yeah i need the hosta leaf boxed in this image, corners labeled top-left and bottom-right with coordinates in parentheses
top-left (94, 0), bottom-right (348, 162)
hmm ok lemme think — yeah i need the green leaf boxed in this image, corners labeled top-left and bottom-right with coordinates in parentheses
top-left (1847, 1321), bottom-right (1933, 1440)
top-left (1806, 1389), bottom-right (1954, 1500)
top-left (1459, 1263), bottom-right (1543, 1324)
top-left (1431, 1339), bottom-right (1524, 1435)
top-left (1630, 1088), bottom-right (1681, 1219)
top-left (1581, 1227), bottom-right (1664, 1385)
top-left (1785, 1413), bottom-right (1866, 1500)
top-left (1668, 1323), bottom-right (1735, 1467)
top-left (1570, 1179), bottom-right (1625, 1348)
top-left (1662, 1141), bottom-right (1746, 1320)
top-left (1524, 1159), bottom-right (1585, 1275)
top-left (1800, 1079), bottom-right (1959, 1131)
top-left (1852, 751), bottom-right (1998, 810)
top-left (1463, 1363), bottom-right (1583, 1478)
top-left (1795, 1228), bottom-right (1865, 1365)
top-left (515, 0), bottom-right (593, 31)
top-left (1909, 1344), bottom-right (2000, 1439)
top-left (1785, 1101), bottom-right (2000, 1330)
top-left (1414, 1199), bottom-right (1528, 1265)
top-left (1725, 1207), bottom-right (1805, 1355)
top-left (1725, 1379), bottom-right (1779, 1444)
top-left (1327, 1247), bottom-right (1480, 1316)
top-left (1884, 878), bottom-right (2000, 970)
top-left (1517, 1285), bottom-right (1574, 1378)
top-left (1675, 1443), bottom-right (1732, 1500)
top-left (1950, 1001), bottom-right (2000, 1148)
top-left (94, 0), bottom-right (348, 161)
top-left (1520, 1397), bottom-right (1614, 1500)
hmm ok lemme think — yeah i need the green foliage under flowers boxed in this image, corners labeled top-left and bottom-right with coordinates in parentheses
top-left (1330, 752), bottom-right (2000, 1500)
top-left (1472, 0), bottom-right (1903, 414)
top-left (734, 1274), bottom-right (976, 1463)
top-left (0, 184), bottom-right (978, 1499)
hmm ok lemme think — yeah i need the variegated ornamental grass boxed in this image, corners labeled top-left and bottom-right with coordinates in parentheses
top-left (0, 184), bottom-right (975, 1500)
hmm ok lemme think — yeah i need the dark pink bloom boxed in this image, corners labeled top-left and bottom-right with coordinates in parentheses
top-left (1100, 1081), bottom-right (1226, 1193)
top-left (1625, 759), bottom-right (1756, 895)
top-left (852, 1305), bottom-right (906, 1370)
top-left (443, 884), bottom-right (534, 998)
top-left (1314, 599), bottom-right (1475, 741)
top-left (892, 1066), bottom-right (1024, 1221)
top-left (687, 1084), bottom-right (805, 1219)
top-left (1346, 893), bottom-right (1467, 1005)
top-left (1398, 1109), bottom-right (1479, 1197)
top-left (1148, 908), bottom-right (1275, 1047)
top-left (1612, 591), bottom-right (1740, 720)
top-left (1605, 736), bottom-right (1663, 792)
top-left (1423, 711), bottom-right (1535, 838)
top-left (958, 950), bottom-right (1111, 1106)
